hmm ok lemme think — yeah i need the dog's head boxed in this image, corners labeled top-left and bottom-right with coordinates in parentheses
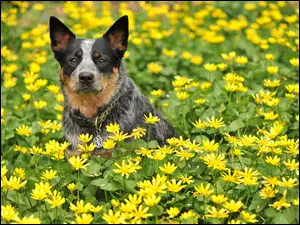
top-left (49, 15), bottom-right (128, 94)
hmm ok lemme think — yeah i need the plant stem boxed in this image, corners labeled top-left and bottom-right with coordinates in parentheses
top-left (104, 190), bottom-right (108, 202)
top-left (147, 124), bottom-right (151, 143)
top-left (123, 176), bottom-right (126, 191)
top-left (56, 207), bottom-right (58, 224)
top-left (25, 191), bottom-right (33, 208)
top-left (77, 170), bottom-right (80, 201)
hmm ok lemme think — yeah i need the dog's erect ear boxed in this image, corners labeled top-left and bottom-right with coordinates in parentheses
top-left (103, 15), bottom-right (128, 57)
top-left (49, 16), bottom-right (75, 52)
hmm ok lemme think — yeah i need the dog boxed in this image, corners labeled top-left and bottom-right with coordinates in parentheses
top-left (49, 15), bottom-right (177, 157)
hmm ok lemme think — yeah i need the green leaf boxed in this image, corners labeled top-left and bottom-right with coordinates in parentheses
top-left (248, 194), bottom-right (269, 213)
top-left (150, 205), bottom-right (164, 216)
top-left (76, 182), bottom-right (84, 191)
top-left (227, 120), bottom-right (245, 132)
top-left (83, 184), bottom-right (98, 197)
top-left (273, 207), bottom-right (297, 224)
top-left (264, 207), bottom-right (277, 218)
top-left (147, 140), bottom-right (159, 148)
top-left (90, 178), bottom-right (119, 191)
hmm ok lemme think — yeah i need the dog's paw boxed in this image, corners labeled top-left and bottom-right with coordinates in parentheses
top-left (91, 149), bottom-right (112, 158)
top-left (64, 148), bottom-right (82, 159)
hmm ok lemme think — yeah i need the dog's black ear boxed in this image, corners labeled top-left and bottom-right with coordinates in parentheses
top-left (103, 15), bottom-right (128, 57)
top-left (49, 16), bottom-right (75, 52)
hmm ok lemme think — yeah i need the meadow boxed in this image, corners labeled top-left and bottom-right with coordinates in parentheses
top-left (1, 1), bottom-right (299, 224)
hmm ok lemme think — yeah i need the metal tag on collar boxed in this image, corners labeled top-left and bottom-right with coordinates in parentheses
top-left (93, 134), bottom-right (103, 148)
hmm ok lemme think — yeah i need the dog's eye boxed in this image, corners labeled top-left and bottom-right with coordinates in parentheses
top-left (98, 58), bottom-right (107, 64)
top-left (69, 58), bottom-right (77, 63)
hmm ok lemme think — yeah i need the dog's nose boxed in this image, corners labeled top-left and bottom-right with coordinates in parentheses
top-left (79, 72), bottom-right (94, 85)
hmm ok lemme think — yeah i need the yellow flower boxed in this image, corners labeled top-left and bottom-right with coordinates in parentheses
top-left (265, 155), bottom-right (280, 166)
top-left (47, 85), bottom-right (60, 94)
top-left (144, 112), bottom-right (160, 124)
top-left (223, 200), bottom-right (244, 212)
top-left (103, 139), bottom-right (116, 150)
top-left (206, 116), bottom-right (225, 129)
top-left (74, 213), bottom-right (93, 224)
top-left (22, 93), bottom-right (31, 101)
top-left (244, 2), bottom-right (256, 10)
top-left (204, 63), bottom-right (217, 72)
top-left (190, 56), bottom-right (203, 65)
top-left (293, 198), bottom-right (299, 206)
top-left (194, 183), bottom-right (214, 196)
top-left (34, 100), bottom-right (47, 109)
top-left (261, 176), bottom-right (279, 188)
top-left (13, 168), bottom-right (25, 179)
top-left (68, 156), bottom-right (89, 170)
top-left (195, 98), bottom-right (206, 105)
top-left (201, 81), bottom-right (212, 91)
top-left (179, 174), bottom-right (194, 184)
top-left (211, 194), bottom-right (228, 204)
top-left (270, 190), bottom-right (291, 210)
top-left (175, 149), bottom-right (194, 161)
top-left (41, 169), bottom-right (57, 180)
top-left (166, 179), bottom-right (186, 192)
top-left (111, 199), bottom-right (120, 207)
top-left (235, 56), bottom-right (248, 64)
top-left (147, 62), bottom-right (162, 74)
top-left (259, 186), bottom-right (278, 199)
top-left (159, 162), bottom-right (177, 174)
top-left (285, 84), bottom-right (299, 93)
top-left (241, 211), bottom-right (258, 223)
top-left (167, 207), bottom-right (180, 218)
top-left (16, 125), bottom-right (32, 136)
top-left (151, 89), bottom-right (164, 97)
top-left (264, 79), bottom-right (280, 88)
top-left (90, 205), bottom-right (103, 213)
top-left (106, 123), bottom-right (120, 134)
top-left (180, 210), bottom-right (198, 219)
top-left (78, 133), bottom-right (93, 143)
top-left (113, 160), bottom-right (141, 178)
top-left (278, 177), bottom-right (298, 188)
top-left (162, 48), bottom-right (176, 58)
top-left (192, 119), bottom-right (207, 129)
top-left (217, 63), bottom-right (228, 71)
top-left (205, 206), bottom-right (229, 218)
top-left (263, 111), bottom-right (279, 120)
top-left (67, 183), bottom-right (76, 191)
top-left (267, 66), bottom-right (279, 74)
top-left (130, 127), bottom-right (146, 139)
top-left (125, 194), bottom-right (142, 205)
top-left (144, 194), bottom-right (161, 207)
top-left (132, 205), bottom-right (152, 220)
top-left (202, 139), bottom-right (219, 151)
top-left (6, 176), bottom-right (27, 191)
top-left (237, 167), bottom-right (260, 185)
top-left (108, 130), bottom-right (130, 142)
top-left (70, 200), bottom-right (92, 214)
top-left (202, 153), bottom-right (227, 171)
top-left (228, 219), bottom-right (242, 224)
top-left (14, 215), bottom-right (41, 224)
top-left (78, 142), bottom-right (96, 153)
top-left (31, 181), bottom-right (52, 200)
top-left (221, 51), bottom-right (236, 60)
top-left (1, 205), bottom-right (18, 221)
top-left (289, 58), bottom-right (299, 67)
top-left (283, 159), bottom-right (299, 172)
top-left (176, 91), bottom-right (189, 100)
top-left (45, 190), bottom-right (65, 208)
top-left (181, 51), bottom-right (192, 59)
top-left (102, 210), bottom-right (126, 224)
top-left (33, 3), bottom-right (45, 11)
top-left (265, 53), bottom-right (275, 61)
